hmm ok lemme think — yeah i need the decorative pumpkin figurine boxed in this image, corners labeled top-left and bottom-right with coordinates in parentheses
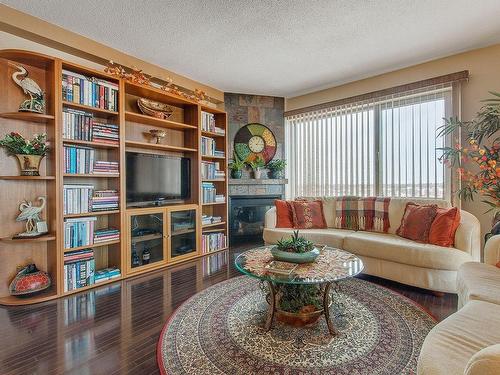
top-left (12, 65), bottom-right (45, 113)
top-left (9, 264), bottom-right (51, 296)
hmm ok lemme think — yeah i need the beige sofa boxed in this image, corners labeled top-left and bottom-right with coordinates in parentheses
top-left (263, 197), bottom-right (481, 293)
top-left (417, 235), bottom-right (500, 375)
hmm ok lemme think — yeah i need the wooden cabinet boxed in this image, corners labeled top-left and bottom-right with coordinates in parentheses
top-left (125, 204), bottom-right (200, 275)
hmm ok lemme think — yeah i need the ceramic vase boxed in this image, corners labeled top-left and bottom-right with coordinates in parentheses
top-left (15, 154), bottom-right (43, 176)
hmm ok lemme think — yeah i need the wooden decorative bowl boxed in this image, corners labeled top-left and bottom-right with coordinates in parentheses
top-left (137, 98), bottom-right (173, 119)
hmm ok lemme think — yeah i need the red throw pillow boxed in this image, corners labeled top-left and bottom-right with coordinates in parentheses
top-left (275, 200), bottom-right (294, 228)
top-left (428, 207), bottom-right (461, 247)
top-left (396, 203), bottom-right (438, 242)
top-left (496, 261), bottom-right (500, 269)
top-left (291, 200), bottom-right (327, 229)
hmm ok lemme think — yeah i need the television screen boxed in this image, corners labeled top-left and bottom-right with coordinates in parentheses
top-left (126, 152), bottom-right (190, 206)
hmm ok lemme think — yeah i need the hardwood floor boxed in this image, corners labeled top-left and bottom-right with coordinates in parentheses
top-left (0, 243), bottom-right (457, 375)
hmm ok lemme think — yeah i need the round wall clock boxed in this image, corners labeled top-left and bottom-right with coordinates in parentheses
top-left (234, 123), bottom-right (277, 163)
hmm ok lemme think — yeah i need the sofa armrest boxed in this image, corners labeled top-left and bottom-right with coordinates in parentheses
top-left (455, 210), bottom-right (481, 261)
top-left (464, 344), bottom-right (500, 375)
top-left (484, 235), bottom-right (500, 266)
top-left (265, 207), bottom-right (277, 229)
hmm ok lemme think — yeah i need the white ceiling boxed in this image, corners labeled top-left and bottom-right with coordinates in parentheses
top-left (3, 0), bottom-right (500, 97)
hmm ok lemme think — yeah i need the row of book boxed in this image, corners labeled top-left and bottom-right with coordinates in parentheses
top-left (94, 228), bottom-right (120, 243)
top-left (201, 183), bottom-right (225, 204)
top-left (63, 185), bottom-right (119, 215)
top-left (201, 161), bottom-right (225, 180)
top-left (201, 232), bottom-right (227, 254)
top-left (62, 70), bottom-right (119, 111)
top-left (201, 136), bottom-right (224, 157)
top-left (202, 251), bottom-right (228, 277)
top-left (64, 217), bottom-right (97, 249)
top-left (95, 267), bottom-right (121, 283)
top-left (64, 249), bottom-right (95, 292)
top-left (62, 108), bottom-right (119, 145)
top-left (94, 161), bottom-right (119, 174)
top-left (201, 111), bottom-right (225, 135)
top-left (64, 146), bottom-right (119, 175)
top-left (202, 215), bottom-right (223, 226)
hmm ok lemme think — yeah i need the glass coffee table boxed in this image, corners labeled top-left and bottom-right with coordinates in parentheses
top-left (235, 245), bottom-right (364, 335)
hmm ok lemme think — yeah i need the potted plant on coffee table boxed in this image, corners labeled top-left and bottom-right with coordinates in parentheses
top-left (229, 153), bottom-right (245, 179)
top-left (248, 156), bottom-right (265, 179)
top-left (0, 132), bottom-right (49, 176)
top-left (267, 159), bottom-right (286, 179)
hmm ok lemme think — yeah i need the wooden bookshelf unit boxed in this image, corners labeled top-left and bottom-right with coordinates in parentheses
top-left (0, 49), bottom-right (228, 305)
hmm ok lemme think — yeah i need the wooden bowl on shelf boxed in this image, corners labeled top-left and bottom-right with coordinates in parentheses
top-left (137, 98), bottom-right (173, 119)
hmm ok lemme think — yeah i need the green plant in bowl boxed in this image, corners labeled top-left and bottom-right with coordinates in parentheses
top-left (271, 231), bottom-right (320, 263)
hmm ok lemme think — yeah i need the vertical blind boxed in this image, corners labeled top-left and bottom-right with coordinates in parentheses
top-left (285, 83), bottom-right (453, 200)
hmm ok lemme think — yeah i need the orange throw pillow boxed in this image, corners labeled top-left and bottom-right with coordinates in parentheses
top-left (396, 203), bottom-right (438, 242)
top-left (496, 261), bottom-right (500, 269)
top-left (275, 200), bottom-right (294, 228)
top-left (428, 207), bottom-right (461, 247)
top-left (291, 200), bottom-right (327, 229)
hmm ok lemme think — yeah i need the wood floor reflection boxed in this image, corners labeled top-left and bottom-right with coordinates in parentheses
top-left (0, 243), bottom-right (456, 375)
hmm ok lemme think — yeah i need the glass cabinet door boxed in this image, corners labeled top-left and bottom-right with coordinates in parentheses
top-left (129, 212), bottom-right (165, 269)
top-left (169, 209), bottom-right (197, 260)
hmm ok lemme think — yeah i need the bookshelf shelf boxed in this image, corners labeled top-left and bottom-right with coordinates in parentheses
top-left (64, 210), bottom-right (120, 219)
top-left (201, 130), bottom-right (225, 138)
top-left (202, 202), bottom-right (226, 206)
top-left (63, 173), bottom-right (120, 178)
top-left (0, 112), bottom-right (55, 123)
top-left (125, 140), bottom-right (197, 153)
top-left (202, 179), bottom-right (225, 182)
top-left (201, 155), bottom-right (225, 160)
top-left (0, 175), bottom-right (56, 180)
top-left (125, 81), bottom-right (198, 107)
top-left (62, 139), bottom-right (120, 149)
top-left (0, 233), bottom-right (57, 243)
top-left (125, 111), bottom-right (197, 130)
top-left (202, 221), bottom-right (226, 228)
top-left (63, 276), bottom-right (121, 296)
top-left (0, 285), bottom-right (58, 306)
top-left (62, 101), bottom-right (119, 117)
top-left (64, 240), bottom-right (121, 253)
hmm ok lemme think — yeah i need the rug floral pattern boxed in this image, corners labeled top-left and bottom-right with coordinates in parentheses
top-left (158, 276), bottom-right (435, 375)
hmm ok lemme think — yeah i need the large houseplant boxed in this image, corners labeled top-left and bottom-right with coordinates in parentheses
top-left (0, 132), bottom-right (49, 176)
top-left (267, 159), bottom-right (286, 179)
top-left (229, 153), bottom-right (245, 179)
top-left (438, 92), bottom-right (500, 220)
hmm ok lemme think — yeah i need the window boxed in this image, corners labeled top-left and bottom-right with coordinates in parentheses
top-left (285, 83), bottom-right (454, 200)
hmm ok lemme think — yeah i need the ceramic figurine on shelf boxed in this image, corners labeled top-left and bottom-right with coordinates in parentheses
top-left (132, 244), bottom-right (141, 267)
top-left (142, 247), bottom-right (151, 265)
top-left (11, 65), bottom-right (45, 114)
top-left (13, 197), bottom-right (48, 239)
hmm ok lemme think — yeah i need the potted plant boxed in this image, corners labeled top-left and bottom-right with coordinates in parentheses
top-left (248, 156), bottom-right (265, 179)
top-left (271, 230), bottom-right (320, 263)
top-left (229, 153), bottom-right (245, 179)
top-left (438, 91), bottom-right (499, 224)
top-left (267, 159), bottom-right (286, 179)
top-left (0, 132), bottom-right (49, 176)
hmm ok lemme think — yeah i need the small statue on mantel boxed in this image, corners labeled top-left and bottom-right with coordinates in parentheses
top-left (11, 64), bottom-right (45, 114)
top-left (14, 196), bottom-right (48, 239)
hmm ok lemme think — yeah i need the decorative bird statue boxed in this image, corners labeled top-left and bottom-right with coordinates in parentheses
top-left (16, 197), bottom-right (47, 236)
top-left (11, 65), bottom-right (45, 113)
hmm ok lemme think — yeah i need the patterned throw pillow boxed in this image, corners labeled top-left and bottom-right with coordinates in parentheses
top-left (428, 207), bottom-right (461, 247)
top-left (274, 200), bottom-right (294, 228)
top-left (396, 203), bottom-right (438, 242)
top-left (291, 200), bottom-right (327, 229)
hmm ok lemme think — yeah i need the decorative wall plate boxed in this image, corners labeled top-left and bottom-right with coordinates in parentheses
top-left (234, 123), bottom-right (277, 163)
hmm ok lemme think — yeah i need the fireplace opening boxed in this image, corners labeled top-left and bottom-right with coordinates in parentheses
top-left (229, 195), bottom-right (281, 245)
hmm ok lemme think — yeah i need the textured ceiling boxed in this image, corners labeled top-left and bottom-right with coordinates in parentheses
top-left (2, 0), bottom-right (500, 97)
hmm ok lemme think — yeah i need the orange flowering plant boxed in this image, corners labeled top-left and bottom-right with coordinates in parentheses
top-left (438, 92), bottom-right (500, 213)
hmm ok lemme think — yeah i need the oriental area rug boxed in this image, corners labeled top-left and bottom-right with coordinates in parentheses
top-left (157, 276), bottom-right (435, 375)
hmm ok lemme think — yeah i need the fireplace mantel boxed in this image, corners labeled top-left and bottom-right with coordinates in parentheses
top-left (229, 179), bottom-right (288, 185)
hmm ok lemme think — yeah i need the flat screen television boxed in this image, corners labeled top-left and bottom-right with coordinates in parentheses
top-left (126, 152), bottom-right (190, 207)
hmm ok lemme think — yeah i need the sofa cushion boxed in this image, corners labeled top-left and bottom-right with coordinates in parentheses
top-left (296, 196), bottom-right (337, 227)
top-left (275, 200), bottom-right (294, 228)
top-left (429, 207), bottom-right (461, 247)
top-left (263, 228), bottom-right (355, 249)
top-left (291, 200), bottom-right (327, 229)
top-left (417, 300), bottom-right (500, 375)
top-left (343, 231), bottom-right (472, 270)
top-left (465, 344), bottom-right (500, 375)
top-left (396, 202), bottom-right (438, 242)
top-left (457, 262), bottom-right (500, 306)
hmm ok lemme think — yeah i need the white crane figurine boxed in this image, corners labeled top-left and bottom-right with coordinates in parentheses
top-left (15, 196), bottom-right (48, 238)
top-left (11, 64), bottom-right (45, 113)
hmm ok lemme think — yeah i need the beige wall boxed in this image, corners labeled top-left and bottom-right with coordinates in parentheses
top-left (287, 44), bottom-right (500, 243)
